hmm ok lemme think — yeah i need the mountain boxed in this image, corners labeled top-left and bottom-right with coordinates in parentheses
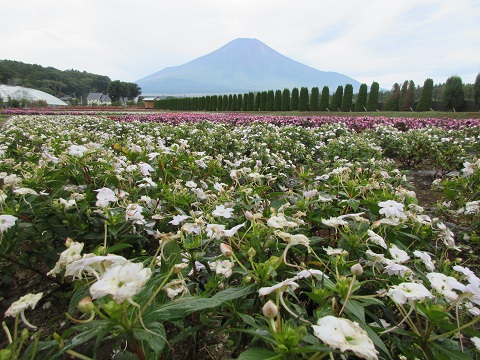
top-left (136, 38), bottom-right (361, 96)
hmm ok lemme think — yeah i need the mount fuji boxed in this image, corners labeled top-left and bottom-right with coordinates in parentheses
top-left (136, 38), bottom-right (361, 96)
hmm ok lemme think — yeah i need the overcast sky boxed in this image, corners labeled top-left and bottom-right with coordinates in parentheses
top-left (2, 0), bottom-right (479, 90)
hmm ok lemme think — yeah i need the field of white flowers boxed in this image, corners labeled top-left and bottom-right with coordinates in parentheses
top-left (1, 113), bottom-right (480, 360)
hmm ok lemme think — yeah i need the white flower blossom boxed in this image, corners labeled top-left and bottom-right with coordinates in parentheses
top-left (0, 214), bottom-right (18, 233)
top-left (378, 200), bottom-right (406, 219)
top-left (387, 282), bottom-right (433, 305)
top-left (212, 204), bottom-right (234, 218)
top-left (95, 187), bottom-right (118, 207)
top-left (413, 250), bottom-right (435, 271)
top-left (89, 261), bottom-right (152, 303)
top-left (169, 214), bottom-right (190, 226)
top-left (366, 230), bottom-right (387, 249)
top-left (68, 144), bottom-right (88, 157)
top-left (312, 316), bottom-right (378, 360)
top-left (388, 244), bottom-right (410, 264)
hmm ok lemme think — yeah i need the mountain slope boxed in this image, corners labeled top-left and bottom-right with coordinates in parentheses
top-left (136, 38), bottom-right (361, 95)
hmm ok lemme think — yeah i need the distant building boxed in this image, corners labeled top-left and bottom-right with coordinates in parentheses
top-left (86, 92), bottom-right (112, 106)
top-left (0, 85), bottom-right (67, 107)
top-left (143, 96), bottom-right (160, 109)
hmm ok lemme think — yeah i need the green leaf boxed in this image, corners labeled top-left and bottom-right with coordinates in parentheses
top-left (145, 285), bottom-right (256, 321)
top-left (106, 243), bottom-right (132, 254)
top-left (430, 341), bottom-right (473, 360)
top-left (133, 322), bottom-right (166, 354)
top-left (343, 300), bottom-right (365, 324)
top-left (68, 285), bottom-right (90, 314)
top-left (237, 347), bottom-right (279, 360)
top-left (160, 239), bottom-right (182, 273)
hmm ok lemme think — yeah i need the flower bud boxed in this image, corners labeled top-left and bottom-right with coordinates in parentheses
top-left (65, 237), bottom-right (74, 248)
top-left (220, 243), bottom-right (233, 257)
top-left (247, 247), bottom-right (256, 258)
top-left (245, 211), bottom-right (254, 220)
top-left (351, 263), bottom-right (363, 276)
top-left (77, 296), bottom-right (94, 314)
top-left (262, 300), bottom-right (278, 319)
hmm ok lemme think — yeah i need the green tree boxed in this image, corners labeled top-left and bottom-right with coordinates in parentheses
top-left (330, 85), bottom-right (343, 111)
top-left (310, 87), bottom-right (319, 111)
top-left (232, 94), bottom-right (238, 111)
top-left (238, 94), bottom-right (243, 111)
top-left (298, 87), bottom-right (309, 111)
top-left (384, 83), bottom-right (401, 111)
top-left (281, 88), bottom-right (290, 111)
top-left (266, 90), bottom-right (275, 111)
top-left (400, 80), bottom-right (415, 111)
top-left (474, 73), bottom-right (480, 110)
top-left (107, 80), bottom-right (126, 103)
top-left (416, 78), bottom-right (434, 111)
top-left (398, 80), bottom-right (409, 110)
top-left (290, 87), bottom-right (299, 110)
top-left (443, 75), bottom-right (465, 111)
top-left (126, 82), bottom-right (142, 100)
top-left (366, 81), bottom-right (380, 111)
top-left (341, 84), bottom-right (353, 112)
top-left (274, 89), bottom-right (282, 111)
top-left (255, 92), bottom-right (261, 110)
top-left (354, 83), bottom-right (368, 111)
top-left (319, 86), bottom-right (330, 111)
top-left (247, 92), bottom-right (255, 111)
top-left (259, 91), bottom-right (267, 111)
top-left (243, 93), bottom-right (248, 111)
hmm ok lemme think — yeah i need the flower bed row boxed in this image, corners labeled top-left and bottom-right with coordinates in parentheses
top-left (0, 114), bottom-right (479, 359)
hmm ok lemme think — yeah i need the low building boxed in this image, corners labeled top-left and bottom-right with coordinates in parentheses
top-left (143, 96), bottom-right (160, 109)
top-left (86, 92), bottom-right (112, 106)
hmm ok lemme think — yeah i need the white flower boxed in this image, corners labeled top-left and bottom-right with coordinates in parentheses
top-left (13, 187), bottom-right (38, 196)
top-left (312, 316), bottom-right (378, 360)
top-left (125, 204), bottom-right (145, 224)
top-left (65, 254), bottom-right (128, 279)
top-left (5, 292), bottom-right (43, 317)
top-left (378, 200), bottom-right (406, 219)
top-left (267, 213), bottom-right (298, 229)
top-left (89, 261), bottom-right (152, 303)
top-left (303, 189), bottom-right (318, 199)
top-left (47, 240), bottom-right (85, 277)
top-left (221, 222), bottom-right (245, 237)
top-left (462, 161), bottom-right (475, 177)
top-left (185, 180), bottom-right (197, 188)
top-left (388, 244), bottom-right (409, 264)
top-left (427, 272), bottom-right (466, 301)
top-left (471, 337), bottom-right (480, 351)
top-left (413, 250), bottom-right (435, 271)
top-left (258, 278), bottom-right (300, 296)
top-left (5, 292), bottom-right (43, 330)
top-left (0, 214), bottom-right (18, 233)
top-left (321, 217), bottom-right (349, 228)
top-left (453, 266), bottom-right (480, 288)
top-left (209, 259), bottom-right (234, 278)
top-left (383, 262), bottom-right (412, 277)
top-left (465, 201), bottom-right (480, 215)
top-left (323, 246), bottom-right (348, 256)
top-left (68, 144), bottom-right (88, 157)
top-left (212, 204), bottom-right (234, 218)
top-left (138, 162), bottom-right (154, 176)
top-left (206, 223), bottom-right (226, 239)
top-left (437, 222), bottom-right (458, 250)
top-left (169, 214), bottom-right (190, 226)
top-left (387, 282), bottom-right (433, 305)
top-left (366, 230), bottom-right (387, 249)
top-left (95, 187), bottom-right (118, 207)
top-left (163, 279), bottom-right (187, 299)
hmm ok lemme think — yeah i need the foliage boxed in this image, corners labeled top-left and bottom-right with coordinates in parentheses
top-left (290, 87), bottom-right (299, 111)
top-left (1, 113), bottom-right (480, 359)
top-left (366, 82), bottom-right (380, 111)
top-left (443, 76), bottom-right (465, 111)
top-left (355, 83), bottom-right (368, 111)
top-left (274, 90), bottom-right (282, 111)
top-left (416, 79), bottom-right (434, 112)
top-left (330, 86), bottom-right (343, 112)
top-left (473, 73), bottom-right (480, 110)
top-left (341, 84), bottom-right (353, 112)
top-left (299, 87), bottom-right (309, 111)
top-left (310, 87), bottom-right (319, 111)
top-left (281, 88), bottom-right (290, 111)
top-left (384, 83), bottom-right (401, 111)
top-left (319, 86), bottom-right (330, 111)
top-left (0, 59), bottom-right (111, 98)
top-left (400, 80), bottom-right (415, 111)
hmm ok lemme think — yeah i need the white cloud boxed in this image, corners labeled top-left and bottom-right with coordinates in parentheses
top-left (1, 0), bottom-right (478, 89)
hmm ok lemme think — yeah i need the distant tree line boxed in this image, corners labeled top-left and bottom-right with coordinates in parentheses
top-left (154, 74), bottom-right (480, 112)
top-left (0, 60), bottom-right (141, 105)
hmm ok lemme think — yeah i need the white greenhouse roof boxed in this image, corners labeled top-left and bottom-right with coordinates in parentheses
top-left (0, 85), bottom-right (68, 106)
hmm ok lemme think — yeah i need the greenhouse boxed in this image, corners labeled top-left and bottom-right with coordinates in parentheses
top-left (0, 84), bottom-right (67, 106)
